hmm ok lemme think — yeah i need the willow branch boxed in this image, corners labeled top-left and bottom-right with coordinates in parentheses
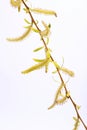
top-left (21, 0), bottom-right (87, 129)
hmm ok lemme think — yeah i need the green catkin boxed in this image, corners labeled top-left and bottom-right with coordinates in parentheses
top-left (61, 67), bottom-right (74, 77)
top-left (30, 8), bottom-right (57, 17)
top-left (21, 58), bottom-right (50, 74)
top-left (7, 25), bottom-right (32, 42)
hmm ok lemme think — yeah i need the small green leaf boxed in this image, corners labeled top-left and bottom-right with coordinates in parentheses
top-left (24, 18), bottom-right (30, 24)
top-left (24, 26), bottom-right (30, 29)
top-left (33, 58), bottom-right (45, 62)
top-left (52, 70), bottom-right (57, 74)
top-left (32, 27), bottom-right (39, 33)
top-left (33, 46), bottom-right (44, 52)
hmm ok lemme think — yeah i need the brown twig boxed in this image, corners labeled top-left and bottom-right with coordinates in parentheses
top-left (21, 0), bottom-right (87, 129)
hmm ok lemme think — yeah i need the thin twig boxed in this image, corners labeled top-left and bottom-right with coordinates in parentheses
top-left (21, 0), bottom-right (87, 129)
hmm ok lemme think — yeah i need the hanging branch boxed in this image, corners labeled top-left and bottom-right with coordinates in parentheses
top-left (7, 0), bottom-right (87, 129)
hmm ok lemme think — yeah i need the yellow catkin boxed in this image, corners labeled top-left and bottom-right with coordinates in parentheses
top-left (53, 61), bottom-right (74, 77)
top-left (32, 28), bottom-right (39, 33)
top-left (73, 117), bottom-right (80, 130)
top-left (48, 102), bottom-right (56, 110)
top-left (10, 0), bottom-right (21, 7)
top-left (55, 83), bottom-right (67, 105)
top-left (45, 49), bottom-right (51, 73)
top-left (41, 21), bottom-right (50, 37)
top-left (21, 58), bottom-right (50, 74)
top-left (31, 21), bottom-right (50, 37)
top-left (7, 25), bottom-right (32, 42)
top-left (56, 95), bottom-right (67, 105)
top-left (61, 67), bottom-right (74, 77)
top-left (48, 83), bottom-right (66, 109)
top-left (30, 8), bottom-right (57, 17)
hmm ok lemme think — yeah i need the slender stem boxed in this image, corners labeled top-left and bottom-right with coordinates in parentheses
top-left (22, 0), bottom-right (48, 50)
top-left (21, 0), bottom-right (87, 129)
top-left (69, 96), bottom-right (87, 129)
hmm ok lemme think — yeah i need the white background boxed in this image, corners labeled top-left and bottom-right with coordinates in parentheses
top-left (0, 0), bottom-right (87, 130)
